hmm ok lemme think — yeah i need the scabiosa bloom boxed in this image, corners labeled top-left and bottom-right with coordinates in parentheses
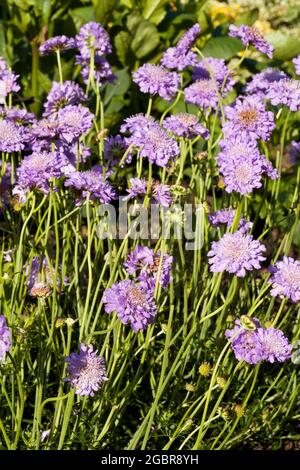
top-left (6, 107), bottom-right (35, 124)
top-left (223, 96), bottom-right (275, 141)
top-left (65, 344), bottom-right (108, 396)
top-left (120, 113), bottom-right (155, 134)
top-left (103, 280), bottom-right (157, 332)
top-left (256, 327), bottom-right (292, 363)
top-left (208, 231), bottom-right (266, 277)
top-left (125, 178), bottom-right (173, 207)
top-left (0, 119), bottom-right (25, 152)
top-left (64, 166), bottom-right (116, 204)
top-left (209, 209), bottom-right (252, 234)
top-left (266, 78), bottom-right (300, 112)
top-left (162, 113), bottom-right (210, 139)
top-left (268, 257), bottom-right (300, 303)
top-left (39, 35), bottom-right (75, 55)
top-left (57, 104), bottom-right (94, 143)
top-left (75, 21), bottom-right (112, 59)
top-left (225, 318), bottom-right (263, 364)
top-left (161, 24), bottom-right (200, 71)
top-left (76, 55), bottom-right (114, 85)
top-left (0, 315), bottom-right (11, 363)
top-left (133, 64), bottom-right (180, 101)
top-left (245, 68), bottom-right (287, 97)
top-left (184, 78), bottom-right (219, 110)
top-left (229, 24), bottom-right (273, 58)
top-left (124, 246), bottom-right (173, 289)
top-left (192, 57), bottom-right (235, 93)
top-left (104, 135), bottom-right (131, 166)
top-left (293, 55), bottom-right (300, 75)
top-left (43, 81), bottom-right (86, 116)
top-left (0, 57), bottom-right (20, 102)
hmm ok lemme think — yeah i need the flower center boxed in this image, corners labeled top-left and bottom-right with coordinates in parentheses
top-left (128, 287), bottom-right (146, 306)
top-left (234, 163), bottom-right (253, 184)
top-left (0, 121), bottom-right (18, 141)
top-left (238, 108), bottom-right (258, 126)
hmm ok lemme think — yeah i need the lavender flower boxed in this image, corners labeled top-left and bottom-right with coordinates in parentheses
top-left (39, 36), bottom-right (75, 55)
top-left (293, 55), bottom-right (300, 75)
top-left (64, 166), bottom-right (116, 204)
top-left (209, 208), bottom-right (252, 234)
top-left (192, 57), bottom-right (235, 93)
top-left (162, 113), bottom-right (209, 139)
top-left (256, 327), bottom-right (292, 363)
top-left (161, 24), bottom-right (200, 71)
top-left (76, 55), bottom-right (114, 85)
top-left (223, 96), bottom-right (275, 141)
top-left (125, 178), bottom-right (173, 207)
top-left (6, 107), bottom-right (35, 124)
top-left (120, 113), bottom-right (155, 134)
top-left (266, 78), bottom-right (300, 112)
top-left (0, 119), bottom-right (25, 152)
top-left (229, 24), bottom-right (273, 58)
top-left (225, 318), bottom-right (263, 364)
top-left (0, 57), bottom-right (20, 102)
top-left (268, 257), bottom-right (300, 303)
top-left (75, 22), bottom-right (112, 59)
top-left (57, 104), bottom-right (94, 143)
top-left (104, 135), bottom-right (131, 166)
top-left (133, 64), bottom-right (180, 101)
top-left (184, 79), bottom-right (219, 110)
top-left (245, 68), bottom-right (287, 97)
top-left (103, 280), bottom-right (157, 332)
top-left (124, 245), bottom-right (173, 289)
top-left (65, 344), bottom-right (108, 396)
top-left (43, 81), bottom-right (86, 116)
top-left (0, 316), bottom-right (11, 363)
top-left (208, 231), bottom-right (266, 277)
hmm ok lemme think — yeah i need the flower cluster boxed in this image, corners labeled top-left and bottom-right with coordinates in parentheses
top-left (266, 78), bottom-right (300, 112)
top-left (39, 36), bottom-right (75, 55)
top-left (162, 113), bottom-right (209, 139)
top-left (161, 24), bottom-right (201, 71)
top-left (64, 166), bottom-right (116, 205)
top-left (268, 257), bottom-right (300, 303)
top-left (133, 64), bottom-right (180, 101)
top-left (229, 24), bottom-right (273, 58)
top-left (0, 56), bottom-right (20, 102)
top-left (209, 208), bottom-right (252, 234)
top-left (192, 57), bottom-right (235, 93)
top-left (0, 316), bottom-right (11, 363)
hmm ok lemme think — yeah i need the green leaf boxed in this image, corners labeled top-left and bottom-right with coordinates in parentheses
top-left (131, 20), bottom-right (160, 59)
top-left (236, 8), bottom-right (259, 26)
top-left (114, 31), bottom-right (131, 67)
top-left (266, 32), bottom-right (300, 60)
top-left (202, 36), bottom-right (243, 60)
top-left (126, 12), bottom-right (143, 34)
top-left (0, 21), bottom-right (7, 60)
top-left (147, 8), bottom-right (166, 25)
top-left (103, 69), bottom-right (130, 105)
top-left (95, 0), bottom-right (118, 25)
top-left (70, 6), bottom-right (95, 25)
top-left (142, 0), bottom-right (167, 23)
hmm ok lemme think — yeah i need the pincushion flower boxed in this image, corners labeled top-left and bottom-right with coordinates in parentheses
top-left (268, 257), bottom-right (300, 303)
top-left (75, 21), bottom-right (112, 59)
top-left (133, 64), bottom-right (180, 101)
top-left (43, 81), bottom-right (86, 116)
top-left (6, 107), bottom-right (35, 124)
top-left (104, 135), bottom-right (131, 166)
top-left (0, 56), bottom-right (20, 102)
top-left (162, 113), bottom-right (209, 139)
top-left (124, 245), bottom-right (173, 289)
top-left (125, 178), bottom-right (173, 207)
top-left (103, 280), bottom-right (157, 332)
top-left (245, 68), bottom-right (287, 97)
top-left (64, 166), bottom-right (116, 204)
top-left (39, 36), bottom-right (75, 55)
top-left (192, 57), bottom-right (235, 93)
top-left (184, 79), bottom-right (219, 110)
top-left (209, 209), bottom-right (252, 234)
top-left (223, 96), bottom-right (275, 141)
top-left (229, 24), bottom-right (273, 58)
top-left (208, 231), bottom-right (266, 277)
top-left (0, 119), bottom-right (25, 152)
top-left (256, 328), bottom-right (292, 363)
top-left (161, 24), bottom-right (200, 71)
top-left (76, 55), bottom-right (114, 85)
top-left (0, 315), bottom-right (11, 363)
top-left (225, 318), bottom-right (263, 364)
top-left (266, 78), bottom-right (300, 112)
top-left (65, 344), bottom-right (108, 396)
top-left (57, 104), bottom-right (94, 143)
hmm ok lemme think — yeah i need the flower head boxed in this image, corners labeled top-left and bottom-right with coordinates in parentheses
top-left (43, 81), bottom-right (86, 116)
top-left (266, 78), bottom-right (300, 112)
top-left (268, 256), bottom-right (300, 303)
top-left (64, 166), bottom-right (116, 204)
top-left (209, 208), bottom-right (252, 234)
top-left (0, 119), bottom-right (25, 152)
top-left (39, 36), bottom-right (75, 55)
top-left (161, 24), bottom-right (200, 71)
top-left (229, 24), bottom-right (273, 58)
top-left (0, 315), bottom-right (11, 363)
top-left (75, 21), bottom-right (111, 59)
top-left (192, 57), bottom-right (235, 93)
top-left (133, 64), bottom-right (180, 101)
top-left (256, 327), bottom-right (292, 363)
top-left (208, 231), bottom-right (266, 277)
top-left (104, 135), bottom-right (131, 166)
top-left (65, 344), bottom-right (108, 396)
top-left (103, 280), bottom-right (157, 332)
top-left (162, 113), bottom-right (209, 139)
top-left (245, 68), bottom-right (287, 97)
top-left (57, 104), bottom-right (94, 143)
top-left (184, 79), bottom-right (219, 110)
top-left (0, 56), bottom-right (20, 102)
top-left (125, 177), bottom-right (173, 207)
top-left (225, 318), bottom-right (263, 364)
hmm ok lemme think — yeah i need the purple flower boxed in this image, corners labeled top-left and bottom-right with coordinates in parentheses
top-left (245, 68), bottom-right (287, 97)
top-left (122, 115), bottom-right (180, 167)
top-left (65, 344), bottom-right (108, 396)
top-left (223, 96), bottom-right (275, 141)
top-left (0, 57), bottom-right (20, 101)
top-left (192, 57), bottom-right (235, 93)
top-left (208, 231), bottom-right (266, 277)
top-left (6, 107), bottom-right (35, 124)
top-left (229, 24), bottom-right (273, 58)
top-left (104, 135), bottom-right (131, 166)
top-left (39, 36), bottom-right (75, 55)
top-left (57, 104), bottom-right (94, 143)
top-left (266, 78), bottom-right (300, 112)
top-left (15, 150), bottom-right (65, 194)
top-left (209, 209), bottom-right (252, 234)
top-left (125, 178), bottom-right (173, 207)
top-left (0, 119), bottom-right (25, 152)
top-left (64, 166), bottom-right (116, 204)
top-left (161, 24), bottom-right (200, 71)
top-left (133, 64), bottom-right (180, 101)
top-left (268, 257), bottom-right (300, 303)
top-left (256, 327), bottom-right (292, 363)
top-left (43, 81), bottom-right (86, 117)
top-left (184, 79), bottom-right (219, 110)
top-left (0, 315), bottom-right (11, 363)
top-left (162, 113), bottom-right (209, 139)
top-left (225, 318), bottom-right (263, 364)
top-left (124, 245), bottom-right (173, 289)
top-left (103, 280), bottom-right (157, 332)
top-left (293, 55), bottom-right (300, 75)
top-left (75, 22), bottom-right (112, 59)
